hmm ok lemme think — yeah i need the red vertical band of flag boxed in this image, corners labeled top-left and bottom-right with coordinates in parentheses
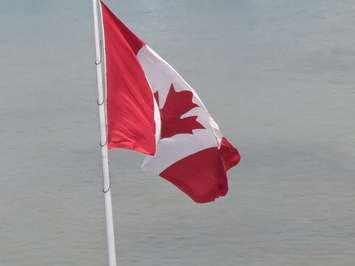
top-left (101, 2), bottom-right (156, 155)
top-left (160, 138), bottom-right (240, 203)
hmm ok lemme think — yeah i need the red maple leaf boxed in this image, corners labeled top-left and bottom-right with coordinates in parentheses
top-left (154, 84), bottom-right (205, 139)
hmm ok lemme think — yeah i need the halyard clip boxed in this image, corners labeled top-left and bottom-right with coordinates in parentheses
top-left (95, 40), bottom-right (103, 65)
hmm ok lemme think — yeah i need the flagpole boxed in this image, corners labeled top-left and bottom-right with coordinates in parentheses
top-left (92, 1), bottom-right (118, 266)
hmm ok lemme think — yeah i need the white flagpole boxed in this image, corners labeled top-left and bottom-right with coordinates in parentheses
top-left (92, 0), bottom-right (118, 266)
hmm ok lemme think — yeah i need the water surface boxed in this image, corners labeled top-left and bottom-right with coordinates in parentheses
top-left (1, 0), bottom-right (355, 265)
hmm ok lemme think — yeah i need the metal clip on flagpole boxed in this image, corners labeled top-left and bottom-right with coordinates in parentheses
top-left (92, 0), bottom-right (118, 266)
top-left (99, 138), bottom-right (111, 194)
top-left (96, 38), bottom-right (105, 107)
top-left (95, 40), bottom-right (103, 66)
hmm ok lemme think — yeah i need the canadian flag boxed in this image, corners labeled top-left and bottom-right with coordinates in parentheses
top-left (101, 1), bottom-right (240, 203)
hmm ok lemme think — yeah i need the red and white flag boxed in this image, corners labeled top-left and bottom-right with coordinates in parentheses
top-left (101, 1), bottom-right (240, 203)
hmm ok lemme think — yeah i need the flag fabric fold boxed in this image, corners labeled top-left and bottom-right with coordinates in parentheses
top-left (101, 1), bottom-right (240, 203)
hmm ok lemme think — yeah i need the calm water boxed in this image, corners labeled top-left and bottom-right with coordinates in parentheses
top-left (1, 0), bottom-right (355, 265)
